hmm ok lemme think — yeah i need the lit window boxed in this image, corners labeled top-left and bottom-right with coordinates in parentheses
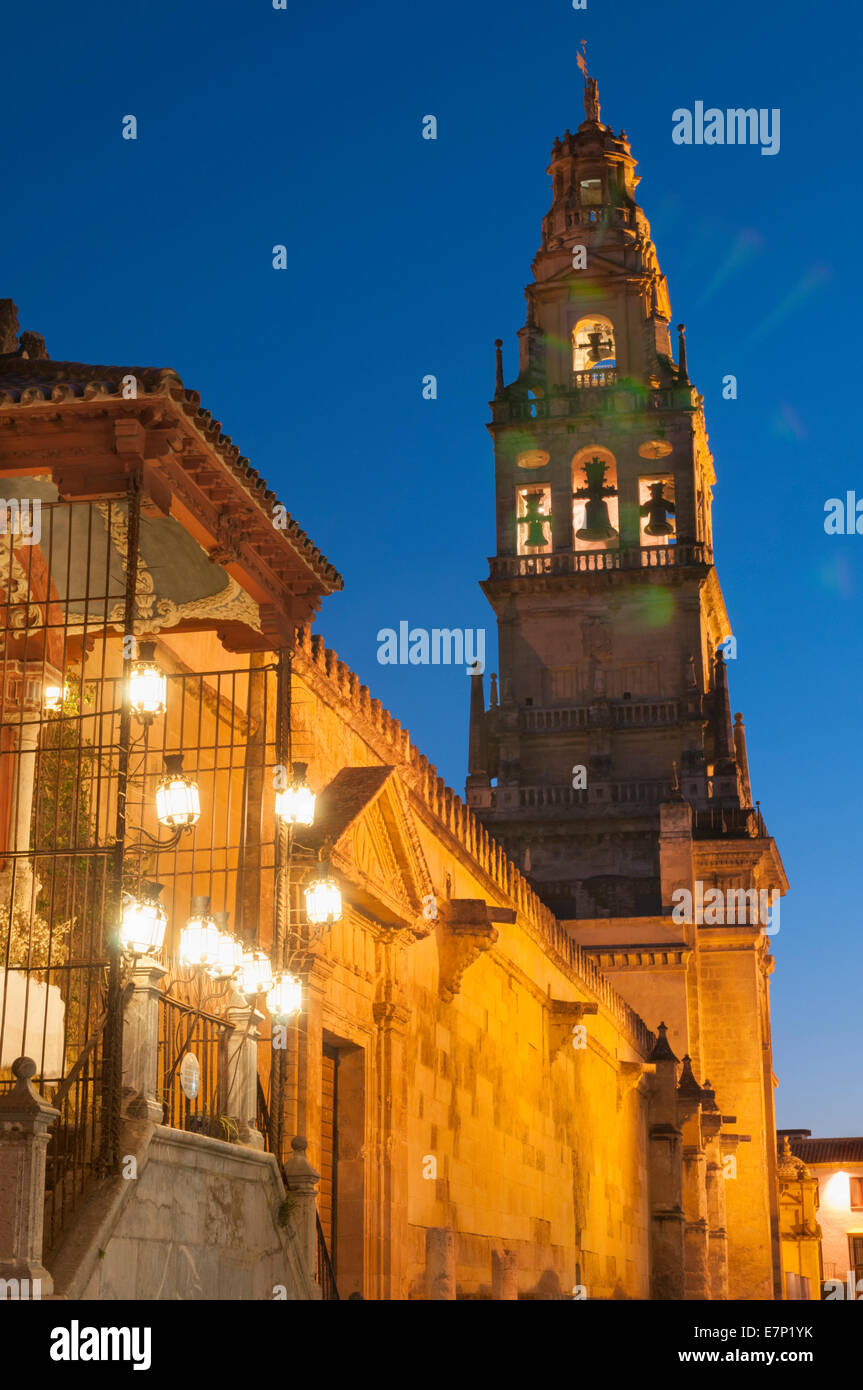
top-left (851, 1177), bottom-right (863, 1209)
top-left (580, 178), bottom-right (602, 206)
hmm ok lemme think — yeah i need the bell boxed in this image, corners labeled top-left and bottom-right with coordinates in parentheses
top-left (518, 492), bottom-right (551, 548)
top-left (641, 481), bottom-right (676, 536)
top-left (579, 325), bottom-right (613, 364)
top-left (576, 498), bottom-right (617, 541)
top-left (573, 456), bottom-right (618, 542)
top-left (523, 519), bottom-right (547, 546)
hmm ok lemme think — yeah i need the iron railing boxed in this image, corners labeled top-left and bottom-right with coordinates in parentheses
top-left (257, 1076), bottom-right (339, 1300)
top-left (1, 493), bottom-right (294, 1247)
top-left (158, 994), bottom-right (235, 1138)
top-left (316, 1210), bottom-right (339, 1301)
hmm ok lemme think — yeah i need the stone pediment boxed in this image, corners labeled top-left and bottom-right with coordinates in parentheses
top-left (305, 766), bottom-right (434, 937)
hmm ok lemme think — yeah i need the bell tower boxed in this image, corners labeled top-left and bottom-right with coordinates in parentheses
top-left (467, 69), bottom-right (788, 1299)
top-left (468, 72), bottom-right (752, 918)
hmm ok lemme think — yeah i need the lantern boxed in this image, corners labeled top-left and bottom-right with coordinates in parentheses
top-left (179, 896), bottom-right (221, 968)
top-left (238, 949), bottom-right (275, 997)
top-left (155, 754), bottom-right (201, 830)
top-left (275, 761), bottom-right (316, 827)
top-left (207, 910), bottom-right (244, 981)
top-left (119, 881), bottom-right (167, 956)
top-left (266, 972), bottom-right (303, 1020)
top-left (304, 862), bottom-right (342, 927)
top-left (128, 640), bottom-right (167, 724)
top-left (43, 684), bottom-right (67, 714)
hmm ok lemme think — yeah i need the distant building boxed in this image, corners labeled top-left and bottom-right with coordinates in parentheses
top-left (780, 1130), bottom-right (863, 1296)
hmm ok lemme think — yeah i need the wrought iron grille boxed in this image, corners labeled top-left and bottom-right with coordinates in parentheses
top-left (0, 493), bottom-right (293, 1249)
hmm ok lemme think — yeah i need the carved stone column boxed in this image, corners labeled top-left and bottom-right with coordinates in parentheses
top-left (678, 1056), bottom-right (710, 1300)
top-left (373, 994), bottom-right (410, 1301)
top-left (647, 1024), bottom-right (685, 1300)
top-left (702, 1081), bottom-right (729, 1300)
top-left (705, 1150), bottom-right (729, 1300)
top-left (0, 1057), bottom-right (59, 1294)
top-left (122, 956), bottom-right (166, 1125)
top-left (294, 953), bottom-right (335, 1173)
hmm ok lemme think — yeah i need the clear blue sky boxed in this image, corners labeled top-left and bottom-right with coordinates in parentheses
top-left (2, 0), bottom-right (858, 1133)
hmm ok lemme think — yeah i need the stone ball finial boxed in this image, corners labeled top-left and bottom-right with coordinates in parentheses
top-left (494, 338), bottom-right (503, 349)
top-left (291, 1136), bottom-right (308, 1154)
top-left (12, 1057), bottom-right (37, 1081)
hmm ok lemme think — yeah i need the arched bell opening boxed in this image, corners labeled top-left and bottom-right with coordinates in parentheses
top-left (571, 315), bottom-right (616, 374)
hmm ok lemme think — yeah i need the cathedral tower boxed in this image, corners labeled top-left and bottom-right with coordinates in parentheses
top-left (467, 70), bottom-right (788, 1299)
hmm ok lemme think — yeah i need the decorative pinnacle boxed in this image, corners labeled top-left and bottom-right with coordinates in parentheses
top-left (648, 1020), bottom-right (678, 1064)
top-left (676, 323), bottom-right (689, 384)
top-left (494, 339), bottom-right (504, 397)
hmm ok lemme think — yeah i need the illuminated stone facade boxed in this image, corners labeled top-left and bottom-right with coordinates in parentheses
top-left (0, 75), bottom-right (789, 1299)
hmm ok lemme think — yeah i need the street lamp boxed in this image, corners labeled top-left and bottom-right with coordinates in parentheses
top-left (179, 896), bottom-right (221, 969)
top-left (155, 754), bottom-right (201, 830)
top-left (238, 948), bottom-right (275, 997)
top-left (119, 881), bottom-right (167, 956)
top-left (128, 641), bottom-right (167, 724)
top-left (266, 972), bottom-right (302, 1019)
top-left (304, 861), bottom-right (342, 927)
top-left (207, 910), bottom-right (244, 981)
top-left (43, 683), bottom-right (67, 714)
top-left (275, 761), bottom-right (316, 827)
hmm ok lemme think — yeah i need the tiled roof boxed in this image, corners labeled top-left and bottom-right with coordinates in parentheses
top-left (0, 354), bottom-right (342, 591)
top-left (307, 765), bottom-right (395, 848)
top-left (784, 1137), bottom-right (863, 1165)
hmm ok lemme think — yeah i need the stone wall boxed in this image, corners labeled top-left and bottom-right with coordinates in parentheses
top-left (289, 633), bottom-right (654, 1299)
top-left (49, 1123), bottom-right (314, 1301)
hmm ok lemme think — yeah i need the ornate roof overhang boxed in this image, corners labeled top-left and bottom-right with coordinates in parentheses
top-left (0, 356), bottom-right (343, 650)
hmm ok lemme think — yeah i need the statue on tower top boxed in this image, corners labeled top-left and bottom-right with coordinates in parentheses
top-left (577, 41), bottom-right (601, 124)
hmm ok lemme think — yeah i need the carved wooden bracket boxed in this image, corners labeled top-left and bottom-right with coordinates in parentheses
top-left (548, 999), bottom-right (599, 1062)
top-left (437, 899), bottom-right (515, 1003)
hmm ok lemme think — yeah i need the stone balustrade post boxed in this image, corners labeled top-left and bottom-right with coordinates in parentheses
top-left (122, 956), bottom-right (167, 1125)
top-left (283, 1135), bottom-right (320, 1286)
top-left (0, 1057), bottom-right (59, 1296)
